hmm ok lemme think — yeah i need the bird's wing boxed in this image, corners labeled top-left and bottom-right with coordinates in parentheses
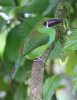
top-left (22, 27), bottom-right (49, 56)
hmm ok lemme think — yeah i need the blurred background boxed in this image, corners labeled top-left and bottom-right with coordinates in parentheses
top-left (0, 0), bottom-right (77, 100)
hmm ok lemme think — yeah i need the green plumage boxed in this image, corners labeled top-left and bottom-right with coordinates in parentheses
top-left (22, 18), bottom-right (56, 59)
top-left (10, 18), bottom-right (56, 80)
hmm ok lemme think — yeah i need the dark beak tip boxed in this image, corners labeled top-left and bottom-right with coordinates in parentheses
top-left (43, 18), bottom-right (62, 27)
top-left (48, 18), bottom-right (62, 27)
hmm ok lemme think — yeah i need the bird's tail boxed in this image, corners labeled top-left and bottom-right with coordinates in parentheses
top-left (9, 43), bottom-right (24, 83)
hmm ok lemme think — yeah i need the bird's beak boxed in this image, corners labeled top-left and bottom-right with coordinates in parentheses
top-left (43, 18), bottom-right (62, 27)
top-left (48, 18), bottom-right (62, 27)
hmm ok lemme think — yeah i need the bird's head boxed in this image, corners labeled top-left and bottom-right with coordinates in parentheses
top-left (43, 18), bottom-right (62, 28)
top-left (37, 18), bottom-right (62, 28)
top-left (36, 18), bottom-right (62, 33)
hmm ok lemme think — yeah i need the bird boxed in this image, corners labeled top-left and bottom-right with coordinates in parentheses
top-left (10, 18), bottom-right (62, 81)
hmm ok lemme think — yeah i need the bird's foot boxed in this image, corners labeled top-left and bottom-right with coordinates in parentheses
top-left (34, 57), bottom-right (45, 64)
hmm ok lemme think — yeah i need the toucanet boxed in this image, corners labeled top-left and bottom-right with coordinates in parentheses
top-left (10, 18), bottom-right (62, 81)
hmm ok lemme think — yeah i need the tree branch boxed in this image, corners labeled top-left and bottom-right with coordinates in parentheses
top-left (30, 46), bottom-right (54, 100)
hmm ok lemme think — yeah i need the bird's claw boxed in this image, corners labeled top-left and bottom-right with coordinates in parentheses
top-left (34, 57), bottom-right (45, 64)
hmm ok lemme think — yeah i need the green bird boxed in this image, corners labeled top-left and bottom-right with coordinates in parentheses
top-left (10, 18), bottom-right (62, 81)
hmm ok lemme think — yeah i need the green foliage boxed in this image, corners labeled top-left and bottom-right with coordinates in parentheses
top-left (14, 0), bottom-right (49, 15)
top-left (73, 65), bottom-right (77, 93)
top-left (0, 17), bottom-right (6, 32)
top-left (15, 59), bottom-right (32, 83)
top-left (64, 29), bottom-right (77, 75)
top-left (43, 0), bottom-right (59, 15)
top-left (49, 41), bottom-right (64, 60)
top-left (65, 29), bottom-right (77, 50)
top-left (0, 0), bottom-right (15, 6)
top-left (65, 50), bottom-right (77, 75)
top-left (13, 84), bottom-right (28, 100)
top-left (43, 75), bottom-right (61, 100)
top-left (0, 80), bottom-right (9, 90)
top-left (0, 0), bottom-right (77, 99)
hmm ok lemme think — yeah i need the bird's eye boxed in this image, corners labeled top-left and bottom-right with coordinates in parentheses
top-left (43, 22), bottom-right (49, 28)
top-left (43, 22), bottom-right (47, 26)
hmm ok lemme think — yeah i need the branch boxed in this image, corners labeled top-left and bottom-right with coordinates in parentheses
top-left (30, 46), bottom-right (54, 100)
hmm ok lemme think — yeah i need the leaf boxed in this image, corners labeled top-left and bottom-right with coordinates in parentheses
top-left (14, 84), bottom-right (28, 100)
top-left (0, 0), bottom-right (15, 6)
top-left (17, 0), bottom-right (31, 6)
top-left (14, 0), bottom-right (48, 15)
top-left (3, 6), bottom-right (15, 14)
top-left (0, 34), bottom-right (6, 58)
top-left (0, 79), bottom-right (9, 90)
top-left (5, 90), bottom-right (13, 100)
top-left (65, 50), bottom-right (77, 76)
top-left (4, 17), bottom-right (42, 61)
top-left (64, 29), bottom-right (77, 50)
top-left (0, 17), bottom-right (6, 32)
top-left (43, 0), bottom-right (59, 15)
top-left (73, 65), bottom-right (77, 93)
top-left (49, 41), bottom-right (65, 60)
top-left (15, 59), bottom-right (32, 82)
top-left (43, 75), bottom-right (61, 100)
